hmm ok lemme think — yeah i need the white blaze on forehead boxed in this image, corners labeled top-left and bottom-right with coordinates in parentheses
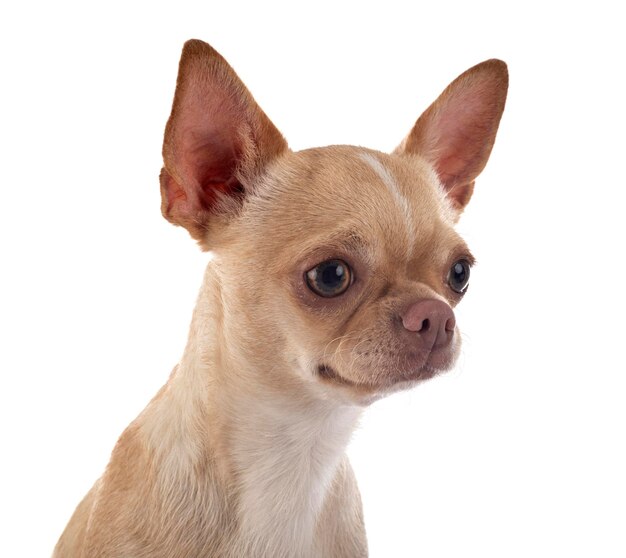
top-left (359, 152), bottom-right (415, 252)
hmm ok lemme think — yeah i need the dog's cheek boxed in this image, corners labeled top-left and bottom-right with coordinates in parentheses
top-left (236, 281), bottom-right (323, 370)
top-left (320, 305), bottom-right (384, 381)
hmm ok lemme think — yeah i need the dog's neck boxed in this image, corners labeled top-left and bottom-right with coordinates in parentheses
top-left (141, 260), bottom-right (362, 554)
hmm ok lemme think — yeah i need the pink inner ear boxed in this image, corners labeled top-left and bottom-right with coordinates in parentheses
top-left (162, 140), bottom-right (242, 226)
top-left (184, 136), bottom-right (244, 209)
top-left (397, 59), bottom-right (508, 214)
top-left (160, 40), bottom-right (288, 246)
top-left (429, 82), bottom-right (498, 189)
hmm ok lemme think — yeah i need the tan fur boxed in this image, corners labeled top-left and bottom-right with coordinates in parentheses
top-left (54, 40), bottom-right (507, 557)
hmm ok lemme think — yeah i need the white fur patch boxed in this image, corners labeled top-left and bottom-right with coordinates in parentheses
top-left (359, 152), bottom-right (416, 252)
top-left (233, 398), bottom-right (361, 556)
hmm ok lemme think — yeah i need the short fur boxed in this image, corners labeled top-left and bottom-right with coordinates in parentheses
top-left (54, 40), bottom-right (508, 557)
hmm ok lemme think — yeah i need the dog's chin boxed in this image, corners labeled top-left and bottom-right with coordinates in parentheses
top-left (315, 357), bottom-right (454, 402)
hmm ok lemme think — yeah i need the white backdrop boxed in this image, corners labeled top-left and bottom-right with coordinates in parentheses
top-left (1, 1), bottom-right (624, 556)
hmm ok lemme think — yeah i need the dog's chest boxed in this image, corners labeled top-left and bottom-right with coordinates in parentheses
top-left (229, 403), bottom-right (361, 555)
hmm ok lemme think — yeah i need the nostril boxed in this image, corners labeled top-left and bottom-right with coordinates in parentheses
top-left (445, 316), bottom-right (456, 333)
top-left (421, 318), bottom-right (430, 332)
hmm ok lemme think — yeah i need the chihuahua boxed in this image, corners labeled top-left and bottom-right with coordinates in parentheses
top-left (54, 40), bottom-right (507, 557)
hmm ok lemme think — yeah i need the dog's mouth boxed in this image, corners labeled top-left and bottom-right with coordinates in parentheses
top-left (316, 362), bottom-right (440, 392)
top-left (317, 364), bottom-right (355, 386)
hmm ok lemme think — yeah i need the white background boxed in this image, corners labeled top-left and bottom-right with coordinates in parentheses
top-left (1, 1), bottom-right (625, 556)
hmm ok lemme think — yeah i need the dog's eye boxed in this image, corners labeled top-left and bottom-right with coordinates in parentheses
top-left (306, 259), bottom-right (352, 297)
top-left (448, 259), bottom-right (471, 294)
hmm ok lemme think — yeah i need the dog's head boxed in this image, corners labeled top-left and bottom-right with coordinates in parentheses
top-left (160, 40), bottom-right (507, 404)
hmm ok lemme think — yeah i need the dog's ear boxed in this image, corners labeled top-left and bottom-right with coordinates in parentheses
top-left (160, 40), bottom-right (288, 249)
top-left (395, 59), bottom-right (508, 216)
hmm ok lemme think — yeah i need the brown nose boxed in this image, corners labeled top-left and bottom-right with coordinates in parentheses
top-left (401, 299), bottom-right (456, 349)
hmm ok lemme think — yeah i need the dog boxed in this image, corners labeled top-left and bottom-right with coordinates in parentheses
top-left (53, 39), bottom-right (507, 557)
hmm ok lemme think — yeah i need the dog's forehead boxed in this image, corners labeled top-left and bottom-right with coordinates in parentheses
top-left (288, 146), bottom-right (449, 216)
top-left (254, 146), bottom-right (456, 262)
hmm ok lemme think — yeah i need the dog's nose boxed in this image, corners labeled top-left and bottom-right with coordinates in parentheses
top-left (401, 299), bottom-right (455, 349)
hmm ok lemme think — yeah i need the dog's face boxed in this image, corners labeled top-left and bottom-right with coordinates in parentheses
top-left (160, 40), bottom-right (507, 405)
top-left (220, 148), bottom-right (471, 404)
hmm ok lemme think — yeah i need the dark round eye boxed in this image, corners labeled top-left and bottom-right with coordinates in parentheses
top-left (448, 259), bottom-right (471, 294)
top-left (306, 259), bottom-right (352, 297)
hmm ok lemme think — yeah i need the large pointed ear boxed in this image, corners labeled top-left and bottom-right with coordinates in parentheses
top-left (394, 59), bottom-right (508, 216)
top-left (160, 40), bottom-right (288, 249)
